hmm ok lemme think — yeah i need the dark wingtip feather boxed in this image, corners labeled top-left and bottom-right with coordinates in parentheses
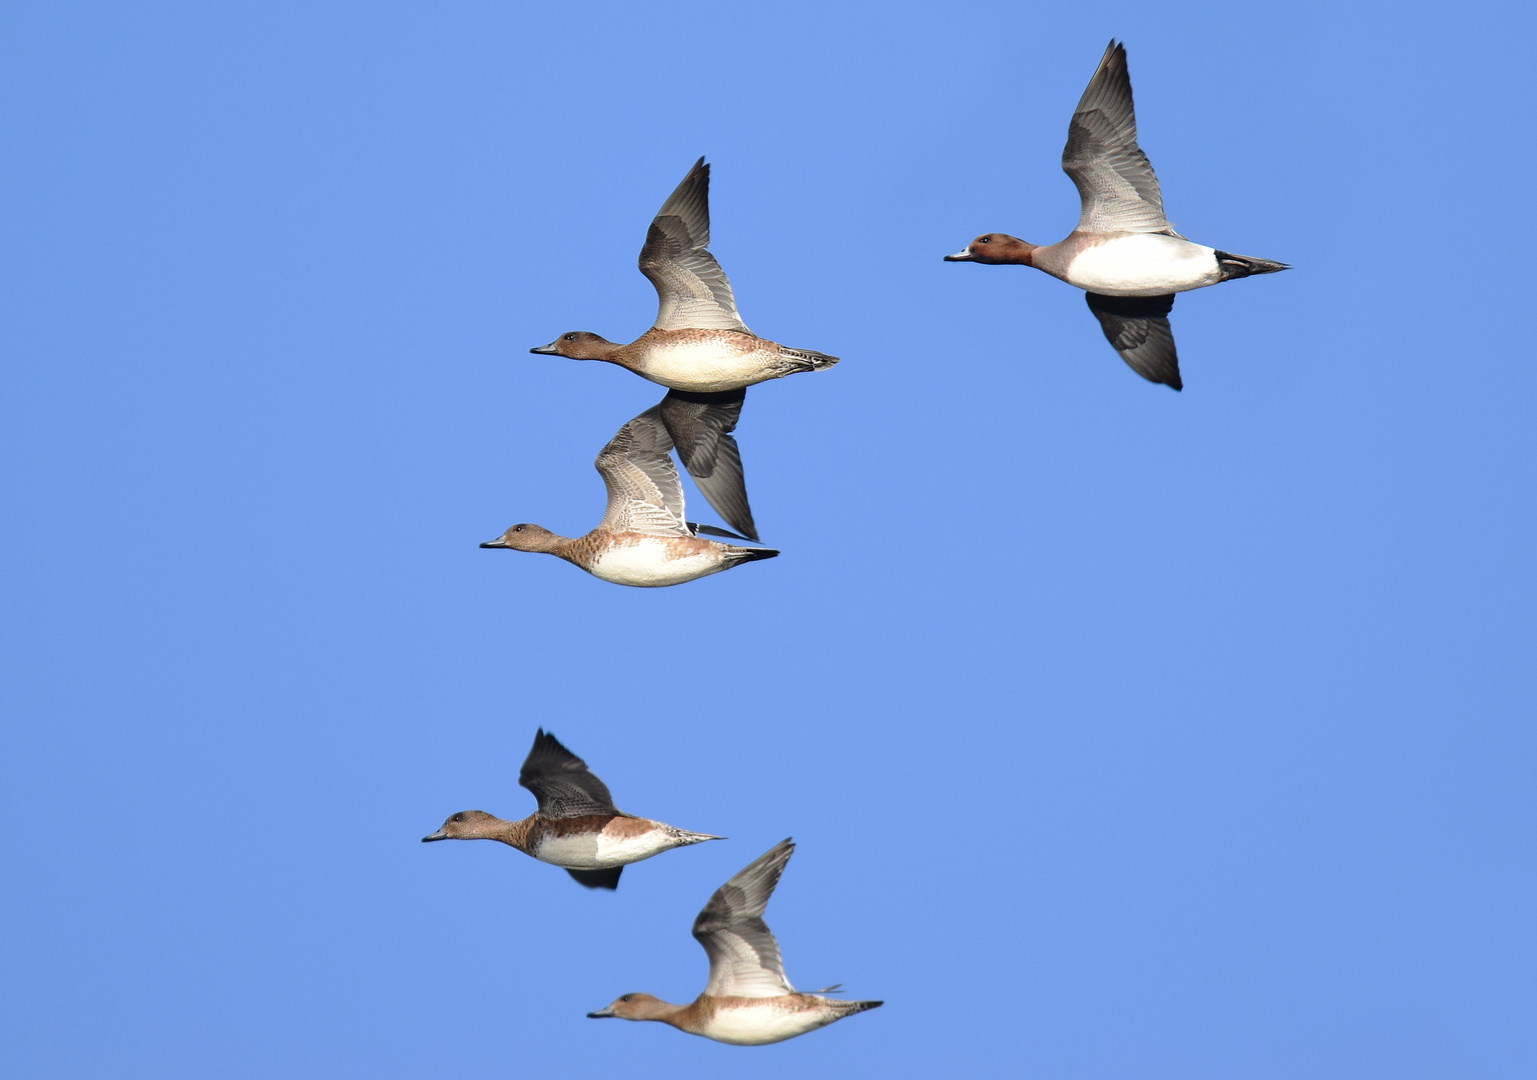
top-left (566, 866), bottom-right (623, 890)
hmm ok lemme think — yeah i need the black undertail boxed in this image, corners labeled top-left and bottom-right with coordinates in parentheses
top-left (727, 547), bottom-right (780, 565)
top-left (1213, 250), bottom-right (1290, 281)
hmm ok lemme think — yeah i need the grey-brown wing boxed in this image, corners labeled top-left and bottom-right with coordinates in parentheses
top-left (595, 406), bottom-right (690, 536)
top-left (1085, 292), bottom-right (1182, 390)
top-left (692, 838), bottom-right (795, 999)
top-left (518, 729), bottom-right (619, 818)
top-left (1062, 41), bottom-right (1170, 235)
top-left (638, 158), bottom-right (751, 333)
top-left (659, 388), bottom-right (757, 541)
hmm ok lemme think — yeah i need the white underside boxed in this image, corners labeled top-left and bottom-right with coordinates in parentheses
top-left (589, 544), bottom-right (724, 587)
top-left (640, 341), bottom-right (781, 393)
top-left (534, 829), bottom-right (681, 870)
top-left (700, 1002), bottom-right (835, 1046)
top-left (1063, 234), bottom-right (1221, 296)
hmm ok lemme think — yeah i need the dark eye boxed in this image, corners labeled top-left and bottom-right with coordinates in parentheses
top-left (564, 333), bottom-right (577, 341)
top-left (620, 995), bottom-right (632, 1002)
top-left (514, 525), bottom-right (525, 533)
top-left (979, 237), bottom-right (990, 244)
top-left (450, 813), bottom-right (465, 822)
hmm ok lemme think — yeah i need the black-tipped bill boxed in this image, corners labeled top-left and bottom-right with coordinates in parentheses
top-left (943, 247), bottom-right (975, 261)
top-left (586, 1007), bottom-right (616, 1019)
top-left (421, 830), bottom-right (447, 842)
top-left (529, 342), bottom-right (561, 355)
top-left (479, 539), bottom-right (508, 549)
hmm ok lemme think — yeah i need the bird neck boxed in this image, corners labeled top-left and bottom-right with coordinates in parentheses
top-left (487, 815), bottom-right (535, 852)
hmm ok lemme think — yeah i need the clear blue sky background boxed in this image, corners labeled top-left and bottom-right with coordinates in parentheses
top-left (2, 2), bottom-right (1534, 1077)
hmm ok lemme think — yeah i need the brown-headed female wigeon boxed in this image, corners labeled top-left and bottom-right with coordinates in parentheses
top-left (587, 839), bottom-right (882, 1044)
top-left (422, 729), bottom-right (721, 889)
top-left (945, 41), bottom-right (1287, 390)
top-left (529, 157), bottom-right (837, 395)
top-left (478, 394), bottom-right (777, 586)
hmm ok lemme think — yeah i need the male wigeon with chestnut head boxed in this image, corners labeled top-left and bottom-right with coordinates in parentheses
top-left (946, 41), bottom-right (1287, 390)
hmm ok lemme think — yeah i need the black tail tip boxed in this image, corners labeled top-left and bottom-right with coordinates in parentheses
top-left (734, 547), bottom-right (780, 564)
top-left (1213, 251), bottom-right (1290, 280)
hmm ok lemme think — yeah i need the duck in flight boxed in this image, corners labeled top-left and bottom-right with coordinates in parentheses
top-left (531, 157), bottom-right (837, 394)
top-left (587, 839), bottom-right (883, 1044)
top-left (422, 729), bottom-right (721, 890)
top-left (479, 394), bottom-right (777, 587)
top-left (530, 159), bottom-right (834, 526)
top-left (945, 41), bottom-right (1287, 390)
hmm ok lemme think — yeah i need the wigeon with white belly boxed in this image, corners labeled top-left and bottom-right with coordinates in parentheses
top-left (945, 40), bottom-right (1288, 390)
top-left (478, 392), bottom-right (777, 586)
top-left (587, 839), bottom-right (883, 1045)
top-left (531, 157), bottom-right (837, 395)
top-left (422, 729), bottom-right (721, 890)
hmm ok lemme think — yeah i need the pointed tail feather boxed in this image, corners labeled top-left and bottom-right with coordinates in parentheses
top-left (779, 345), bottom-right (839, 372)
top-left (1214, 250), bottom-right (1289, 281)
top-left (835, 999), bottom-right (883, 1017)
top-left (672, 829), bottom-right (726, 845)
top-left (727, 547), bottom-right (779, 565)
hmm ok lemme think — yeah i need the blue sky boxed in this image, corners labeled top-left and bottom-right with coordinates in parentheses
top-left (2, 2), bottom-right (1534, 1077)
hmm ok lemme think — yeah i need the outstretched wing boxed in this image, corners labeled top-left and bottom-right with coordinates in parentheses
top-left (659, 388), bottom-right (757, 541)
top-left (518, 729), bottom-right (619, 819)
top-left (594, 406), bottom-right (690, 536)
top-left (692, 838), bottom-right (795, 999)
top-left (1062, 41), bottom-right (1171, 235)
top-left (1084, 292), bottom-right (1181, 390)
top-left (638, 158), bottom-right (751, 333)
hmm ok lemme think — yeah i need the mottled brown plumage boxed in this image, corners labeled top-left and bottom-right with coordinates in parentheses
top-left (587, 840), bottom-right (883, 1043)
top-left (480, 399), bottom-right (777, 587)
top-left (422, 730), bottom-right (720, 890)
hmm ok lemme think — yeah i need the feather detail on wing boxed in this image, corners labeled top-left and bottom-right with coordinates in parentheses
top-left (659, 388), bottom-right (757, 541)
top-left (594, 407), bottom-right (691, 536)
top-left (639, 158), bottom-right (751, 333)
top-left (1062, 41), bottom-right (1171, 235)
top-left (518, 730), bottom-right (620, 818)
top-left (693, 839), bottom-right (796, 999)
top-left (1084, 291), bottom-right (1182, 390)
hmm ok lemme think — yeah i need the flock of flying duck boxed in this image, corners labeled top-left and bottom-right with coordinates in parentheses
top-left (479, 40), bottom-right (1285, 592)
top-left (437, 42), bottom-right (1288, 1046)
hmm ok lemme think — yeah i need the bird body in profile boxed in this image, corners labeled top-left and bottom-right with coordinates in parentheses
top-left (945, 40), bottom-right (1287, 390)
top-left (529, 158), bottom-right (831, 539)
top-left (480, 394), bottom-right (777, 587)
top-left (536, 327), bottom-right (834, 397)
top-left (422, 729), bottom-right (721, 890)
top-left (531, 157), bottom-right (838, 394)
top-left (587, 839), bottom-right (882, 1044)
